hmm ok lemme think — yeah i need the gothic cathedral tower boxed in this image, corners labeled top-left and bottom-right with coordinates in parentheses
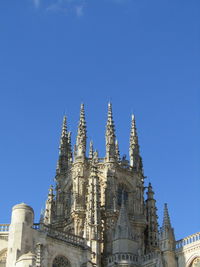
top-left (39, 103), bottom-right (176, 267)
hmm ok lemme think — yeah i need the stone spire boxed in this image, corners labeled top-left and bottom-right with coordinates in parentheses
top-left (75, 104), bottom-right (87, 159)
top-left (89, 140), bottom-right (94, 159)
top-left (112, 193), bottom-right (137, 255)
top-left (105, 102), bottom-right (116, 161)
top-left (114, 193), bottom-right (133, 240)
top-left (43, 185), bottom-right (55, 225)
top-left (160, 203), bottom-right (175, 245)
top-left (145, 183), bottom-right (159, 252)
top-left (67, 131), bottom-right (73, 162)
top-left (115, 140), bottom-right (120, 161)
top-left (162, 203), bottom-right (172, 230)
top-left (56, 116), bottom-right (69, 175)
top-left (129, 114), bottom-right (143, 171)
top-left (160, 204), bottom-right (176, 265)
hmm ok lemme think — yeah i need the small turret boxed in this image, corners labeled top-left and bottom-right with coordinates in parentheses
top-left (105, 103), bottom-right (116, 161)
top-left (75, 104), bottom-right (87, 159)
top-left (160, 204), bottom-right (177, 266)
top-left (145, 183), bottom-right (159, 253)
top-left (43, 185), bottom-right (55, 225)
top-left (6, 203), bottom-right (35, 267)
top-left (160, 203), bottom-right (175, 250)
top-left (129, 114), bottom-right (143, 172)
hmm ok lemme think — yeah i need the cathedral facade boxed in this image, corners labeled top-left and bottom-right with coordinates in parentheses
top-left (0, 104), bottom-right (199, 267)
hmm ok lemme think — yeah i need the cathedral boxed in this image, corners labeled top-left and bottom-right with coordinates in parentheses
top-left (0, 103), bottom-right (199, 267)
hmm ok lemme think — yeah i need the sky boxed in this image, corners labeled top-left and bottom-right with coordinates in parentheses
top-left (0, 0), bottom-right (199, 241)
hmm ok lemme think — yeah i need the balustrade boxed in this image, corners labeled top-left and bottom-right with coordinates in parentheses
top-left (0, 224), bottom-right (9, 232)
top-left (33, 223), bottom-right (86, 248)
top-left (176, 232), bottom-right (200, 249)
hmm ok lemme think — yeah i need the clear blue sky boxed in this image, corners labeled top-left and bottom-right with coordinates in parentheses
top-left (0, 0), bottom-right (199, 240)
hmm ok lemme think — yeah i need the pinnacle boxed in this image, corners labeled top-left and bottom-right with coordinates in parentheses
top-left (162, 203), bottom-right (172, 229)
top-left (107, 102), bottom-right (114, 127)
top-left (76, 103), bottom-right (87, 157)
top-left (146, 182), bottom-right (155, 200)
top-left (59, 116), bottom-right (68, 155)
top-left (130, 113), bottom-right (138, 142)
top-left (61, 116), bottom-right (67, 138)
top-left (89, 140), bottom-right (94, 159)
top-left (129, 113), bottom-right (142, 170)
top-left (48, 185), bottom-right (54, 196)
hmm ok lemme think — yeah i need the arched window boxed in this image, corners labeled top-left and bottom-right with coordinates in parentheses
top-left (190, 257), bottom-right (200, 267)
top-left (52, 256), bottom-right (70, 267)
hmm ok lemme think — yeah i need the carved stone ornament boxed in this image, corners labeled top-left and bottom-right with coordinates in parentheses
top-left (191, 257), bottom-right (200, 267)
top-left (52, 256), bottom-right (70, 267)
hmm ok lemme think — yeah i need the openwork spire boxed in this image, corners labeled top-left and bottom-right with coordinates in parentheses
top-left (76, 103), bottom-right (87, 158)
top-left (56, 116), bottom-right (69, 175)
top-left (105, 102), bottom-right (116, 161)
top-left (129, 114), bottom-right (143, 171)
